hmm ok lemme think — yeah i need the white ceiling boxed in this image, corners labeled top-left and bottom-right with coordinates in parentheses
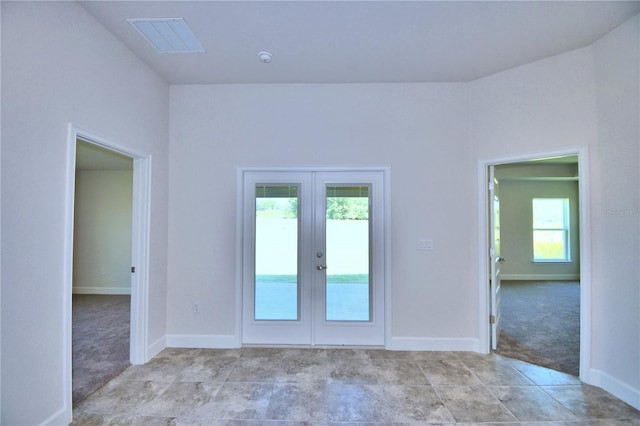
top-left (79, 1), bottom-right (640, 85)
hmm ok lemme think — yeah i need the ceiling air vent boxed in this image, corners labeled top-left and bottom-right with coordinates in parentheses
top-left (127, 18), bottom-right (205, 53)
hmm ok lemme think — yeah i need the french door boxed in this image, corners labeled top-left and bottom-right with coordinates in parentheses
top-left (241, 170), bottom-right (385, 345)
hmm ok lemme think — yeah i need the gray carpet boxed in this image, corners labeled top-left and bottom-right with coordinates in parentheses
top-left (496, 280), bottom-right (580, 376)
top-left (72, 294), bottom-right (131, 406)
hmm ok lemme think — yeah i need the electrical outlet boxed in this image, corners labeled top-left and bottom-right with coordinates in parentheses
top-left (192, 302), bottom-right (200, 315)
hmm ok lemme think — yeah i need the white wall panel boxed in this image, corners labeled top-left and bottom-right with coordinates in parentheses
top-left (73, 170), bottom-right (133, 294)
top-left (1, 2), bottom-right (169, 424)
top-left (589, 14), bottom-right (640, 408)
top-left (168, 83), bottom-right (478, 345)
top-left (469, 15), bottom-right (639, 408)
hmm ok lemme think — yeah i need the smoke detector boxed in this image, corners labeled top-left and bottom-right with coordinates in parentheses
top-left (258, 51), bottom-right (273, 64)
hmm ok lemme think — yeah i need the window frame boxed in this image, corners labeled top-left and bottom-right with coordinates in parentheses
top-left (532, 197), bottom-right (571, 263)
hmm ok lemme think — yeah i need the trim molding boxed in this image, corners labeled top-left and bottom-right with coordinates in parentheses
top-left (64, 124), bottom-right (153, 422)
top-left (387, 337), bottom-right (480, 352)
top-left (147, 335), bottom-right (166, 361)
top-left (500, 176), bottom-right (579, 182)
top-left (477, 146), bottom-right (591, 373)
top-left (37, 406), bottom-right (68, 426)
top-left (587, 368), bottom-right (640, 410)
top-left (73, 287), bottom-right (131, 295)
top-left (166, 334), bottom-right (240, 349)
top-left (235, 166), bottom-right (391, 347)
top-left (500, 274), bottom-right (580, 281)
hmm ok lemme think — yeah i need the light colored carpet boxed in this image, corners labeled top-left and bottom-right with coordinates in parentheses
top-left (72, 294), bottom-right (130, 406)
top-left (496, 280), bottom-right (580, 376)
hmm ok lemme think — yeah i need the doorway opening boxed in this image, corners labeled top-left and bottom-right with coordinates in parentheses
top-left (478, 149), bottom-right (591, 381)
top-left (71, 140), bottom-right (133, 405)
top-left (63, 126), bottom-right (152, 416)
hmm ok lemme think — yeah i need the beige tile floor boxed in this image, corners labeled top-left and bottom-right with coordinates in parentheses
top-left (73, 347), bottom-right (640, 425)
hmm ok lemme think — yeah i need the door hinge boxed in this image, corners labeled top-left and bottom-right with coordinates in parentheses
top-left (489, 315), bottom-right (496, 324)
top-left (131, 266), bottom-right (136, 273)
top-left (489, 181), bottom-right (494, 191)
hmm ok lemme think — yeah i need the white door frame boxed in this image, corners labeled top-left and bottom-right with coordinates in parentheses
top-left (62, 124), bottom-right (152, 417)
top-left (477, 147), bottom-right (591, 381)
top-left (241, 171), bottom-right (314, 345)
top-left (235, 166), bottom-right (392, 347)
top-left (312, 171), bottom-right (386, 345)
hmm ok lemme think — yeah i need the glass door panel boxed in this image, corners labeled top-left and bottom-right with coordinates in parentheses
top-left (325, 186), bottom-right (371, 321)
top-left (242, 171), bottom-right (312, 345)
top-left (313, 171), bottom-right (385, 346)
top-left (254, 185), bottom-right (299, 320)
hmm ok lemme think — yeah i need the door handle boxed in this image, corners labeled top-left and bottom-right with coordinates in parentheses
top-left (316, 264), bottom-right (328, 271)
top-left (498, 257), bottom-right (506, 262)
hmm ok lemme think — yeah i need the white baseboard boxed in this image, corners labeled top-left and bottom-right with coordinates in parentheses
top-left (147, 335), bottom-right (166, 361)
top-left (387, 337), bottom-right (480, 352)
top-left (501, 274), bottom-right (580, 281)
top-left (73, 286), bottom-right (131, 295)
top-left (586, 368), bottom-right (640, 410)
top-left (38, 405), bottom-right (70, 426)
top-left (166, 334), bottom-right (240, 349)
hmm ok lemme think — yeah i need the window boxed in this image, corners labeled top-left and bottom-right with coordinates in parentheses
top-left (532, 198), bottom-right (570, 262)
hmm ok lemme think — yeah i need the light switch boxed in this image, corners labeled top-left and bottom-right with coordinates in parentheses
top-left (418, 239), bottom-right (434, 250)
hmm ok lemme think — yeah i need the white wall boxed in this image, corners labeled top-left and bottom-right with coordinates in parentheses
top-left (73, 170), bottom-right (133, 294)
top-left (589, 14), bottom-right (640, 407)
top-left (498, 180), bottom-right (580, 279)
top-left (168, 83), bottom-right (479, 348)
top-left (470, 15), bottom-right (639, 408)
top-left (1, 2), bottom-right (170, 425)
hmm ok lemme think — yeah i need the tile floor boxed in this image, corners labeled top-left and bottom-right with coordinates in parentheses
top-left (73, 347), bottom-right (640, 425)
